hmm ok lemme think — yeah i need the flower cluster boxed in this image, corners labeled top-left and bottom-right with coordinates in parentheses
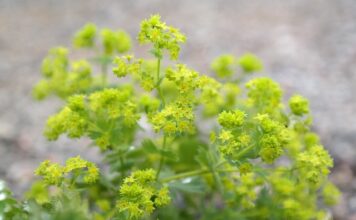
top-left (245, 77), bottom-right (282, 113)
top-left (138, 14), bottom-right (186, 60)
top-left (89, 87), bottom-right (138, 124)
top-left (266, 168), bottom-right (333, 220)
top-left (44, 95), bottom-right (88, 140)
top-left (322, 181), bottom-right (341, 206)
top-left (33, 48), bottom-right (93, 100)
top-left (113, 56), bottom-right (157, 91)
top-left (166, 64), bottom-right (200, 95)
top-left (117, 169), bottom-right (170, 219)
top-left (211, 53), bottom-right (263, 78)
top-left (150, 101), bottom-right (195, 135)
top-left (73, 23), bottom-right (97, 48)
top-left (101, 28), bottom-right (132, 55)
top-left (44, 87), bottom-right (139, 150)
top-left (218, 110), bottom-right (246, 128)
top-left (289, 94), bottom-right (310, 116)
top-left (198, 77), bottom-right (241, 116)
top-left (296, 145), bottom-right (333, 185)
top-left (211, 54), bottom-right (238, 78)
top-left (26, 14), bottom-right (340, 220)
top-left (255, 114), bottom-right (290, 163)
top-left (73, 22), bottom-right (131, 54)
top-left (238, 53), bottom-right (263, 73)
top-left (35, 156), bottom-right (99, 186)
top-left (235, 173), bottom-right (264, 208)
top-left (217, 110), bottom-right (251, 160)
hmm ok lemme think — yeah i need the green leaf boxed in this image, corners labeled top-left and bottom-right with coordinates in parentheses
top-left (141, 139), bottom-right (159, 153)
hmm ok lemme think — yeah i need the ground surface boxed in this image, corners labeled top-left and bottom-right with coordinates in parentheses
top-left (0, 0), bottom-right (356, 219)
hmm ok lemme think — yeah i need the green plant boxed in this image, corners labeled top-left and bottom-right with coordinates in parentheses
top-left (1, 14), bottom-right (340, 220)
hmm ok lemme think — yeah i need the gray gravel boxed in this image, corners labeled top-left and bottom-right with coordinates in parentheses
top-left (0, 0), bottom-right (356, 218)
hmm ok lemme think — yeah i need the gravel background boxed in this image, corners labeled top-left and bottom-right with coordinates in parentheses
top-left (0, 0), bottom-right (356, 219)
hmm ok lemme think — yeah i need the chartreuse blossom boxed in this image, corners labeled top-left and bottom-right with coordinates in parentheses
top-left (35, 156), bottom-right (99, 186)
top-left (138, 14), bottom-right (186, 60)
top-left (44, 95), bottom-right (88, 140)
top-left (33, 47), bottom-right (94, 100)
top-left (218, 110), bottom-right (246, 128)
top-left (235, 173), bottom-right (264, 208)
top-left (211, 54), bottom-right (238, 78)
top-left (101, 28), bottom-right (132, 55)
top-left (296, 145), bottom-right (333, 185)
top-left (268, 170), bottom-right (326, 220)
top-left (88, 87), bottom-right (139, 125)
top-left (216, 110), bottom-right (252, 160)
top-left (73, 23), bottom-right (97, 48)
top-left (255, 113), bottom-right (290, 163)
top-left (150, 100), bottom-right (195, 135)
top-left (44, 87), bottom-right (139, 150)
top-left (289, 94), bottom-right (310, 116)
top-left (117, 169), bottom-right (170, 219)
top-left (166, 64), bottom-right (200, 95)
top-left (197, 75), bottom-right (223, 115)
top-left (245, 77), bottom-right (282, 112)
top-left (73, 23), bottom-right (131, 53)
top-left (211, 53), bottom-right (263, 77)
top-left (238, 53), bottom-right (263, 73)
top-left (113, 56), bottom-right (157, 91)
top-left (322, 181), bottom-right (341, 206)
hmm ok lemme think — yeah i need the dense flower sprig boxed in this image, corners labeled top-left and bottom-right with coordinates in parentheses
top-left (289, 94), bottom-right (310, 116)
top-left (117, 169), bottom-right (170, 219)
top-left (73, 23), bottom-right (97, 48)
top-left (238, 53), bottom-right (263, 73)
top-left (33, 47), bottom-right (94, 100)
top-left (246, 77), bottom-right (282, 112)
top-left (35, 156), bottom-right (99, 186)
top-left (25, 14), bottom-right (341, 220)
top-left (138, 14), bottom-right (186, 60)
top-left (296, 145), bottom-right (333, 185)
top-left (44, 87), bottom-right (139, 150)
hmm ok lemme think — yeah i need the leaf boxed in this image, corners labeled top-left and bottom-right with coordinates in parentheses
top-left (141, 139), bottom-right (159, 153)
top-left (160, 149), bottom-right (179, 162)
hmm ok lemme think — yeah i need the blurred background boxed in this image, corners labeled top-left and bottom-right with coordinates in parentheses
top-left (0, 0), bottom-right (355, 218)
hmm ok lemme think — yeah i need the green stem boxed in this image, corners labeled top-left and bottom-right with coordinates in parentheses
top-left (156, 58), bottom-right (161, 82)
top-left (208, 149), bottom-right (224, 194)
top-left (156, 135), bottom-right (167, 179)
top-left (160, 168), bottom-right (240, 183)
top-left (119, 154), bottom-right (126, 177)
top-left (234, 145), bottom-right (254, 160)
top-left (101, 62), bottom-right (108, 85)
top-left (156, 58), bottom-right (166, 107)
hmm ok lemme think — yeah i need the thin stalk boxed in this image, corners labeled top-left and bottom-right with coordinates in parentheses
top-left (234, 145), bottom-right (254, 160)
top-left (119, 154), bottom-right (126, 177)
top-left (160, 168), bottom-right (240, 183)
top-left (101, 62), bottom-right (108, 85)
top-left (156, 135), bottom-right (167, 179)
top-left (208, 149), bottom-right (224, 194)
top-left (156, 58), bottom-right (161, 83)
top-left (156, 58), bottom-right (165, 107)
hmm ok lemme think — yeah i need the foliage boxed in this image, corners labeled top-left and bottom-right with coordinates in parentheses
top-left (2, 14), bottom-right (340, 220)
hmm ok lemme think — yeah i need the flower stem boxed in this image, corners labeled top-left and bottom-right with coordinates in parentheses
top-left (156, 135), bottom-right (167, 179)
top-left (156, 58), bottom-right (165, 107)
top-left (160, 168), bottom-right (240, 183)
